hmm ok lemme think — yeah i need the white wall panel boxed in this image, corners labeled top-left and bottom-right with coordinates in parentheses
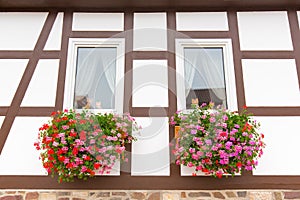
top-left (237, 12), bottom-right (293, 50)
top-left (132, 60), bottom-right (168, 107)
top-left (0, 117), bottom-right (48, 175)
top-left (0, 12), bottom-right (48, 50)
top-left (133, 13), bottom-right (167, 51)
top-left (72, 13), bottom-right (124, 31)
top-left (297, 11), bottom-right (300, 29)
top-left (0, 116), bottom-right (4, 127)
top-left (242, 59), bottom-right (300, 106)
top-left (253, 117), bottom-right (300, 175)
top-left (21, 59), bottom-right (59, 107)
top-left (44, 12), bottom-right (63, 50)
top-left (0, 59), bottom-right (28, 106)
top-left (176, 12), bottom-right (228, 31)
top-left (132, 117), bottom-right (170, 176)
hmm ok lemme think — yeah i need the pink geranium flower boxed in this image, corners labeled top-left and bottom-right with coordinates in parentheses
top-left (170, 103), bottom-right (265, 178)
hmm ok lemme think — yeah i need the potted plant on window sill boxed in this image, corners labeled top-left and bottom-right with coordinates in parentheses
top-left (34, 109), bottom-right (140, 183)
top-left (170, 103), bottom-right (265, 178)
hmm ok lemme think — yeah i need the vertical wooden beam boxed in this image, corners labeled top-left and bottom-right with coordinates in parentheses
top-left (55, 12), bottom-right (73, 110)
top-left (123, 12), bottom-right (134, 114)
top-left (167, 11), bottom-right (177, 117)
top-left (227, 11), bottom-right (246, 112)
top-left (121, 11), bottom-right (134, 175)
top-left (167, 10), bottom-right (180, 177)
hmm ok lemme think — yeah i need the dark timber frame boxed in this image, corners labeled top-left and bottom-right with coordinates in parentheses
top-left (0, 5), bottom-right (300, 189)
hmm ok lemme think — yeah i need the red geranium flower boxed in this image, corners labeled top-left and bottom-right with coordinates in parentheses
top-left (35, 109), bottom-right (140, 183)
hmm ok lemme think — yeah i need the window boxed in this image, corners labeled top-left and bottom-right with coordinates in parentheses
top-left (64, 38), bottom-right (125, 113)
top-left (176, 39), bottom-right (237, 111)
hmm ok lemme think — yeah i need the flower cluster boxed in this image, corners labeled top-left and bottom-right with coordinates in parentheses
top-left (170, 103), bottom-right (265, 178)
top-left (34, 109), bottom-right (139, 182)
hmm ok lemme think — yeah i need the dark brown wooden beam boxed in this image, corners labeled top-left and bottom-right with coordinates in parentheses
top-left (0, 107), bottom-right (9, 116)
top-left (123, 12), bottom-right (134, 114)
top-left (17, 107), bottom-right (56, 116)
top-left (1, 0), bottom-right (300, 11)
top-left (248, 107), bottom-right (300, 116)
top-left (288, 10), bottom-right (300, 88)
top-left (0, 51), bottom-right (60, 59)
top-left (241, 51), bottom-right (295, 59)
top-left (1, 171), bottom-right (300, 189)
top-left (177, 31), bottom-right (230, 39)
top-left (55, 11), bottom-right (73, 110)
top-left (70, 31), bottom-right (124, 38)
top-left (227, 11), bottom-right (246, 112)
top-left (131, 107), bottom-right (169, 117)
top-left (131, 51), bottom-right (168, 60)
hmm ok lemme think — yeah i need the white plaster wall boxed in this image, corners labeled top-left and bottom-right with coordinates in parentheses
top-left (72, 13), bottom-right (124, 31)
top-left (253, 117), bottom-right (300, 175)
top-left (0, 117), bottom-right (48, 175)
top-left (132, 60), bottom-right (169, 107)
top-left (0, 12), bottom-right (48, 50)
top-left (133, 13), bottom-right (167, 51)
top-left (21, 59), bottom-right (60, 107)
top-left (242, 59), bottom-right (300, 106)
top-left (0, 59), bottom-right (28, 106)
top-left (297, 11), bottom-right (300, 29)
top-left (0, 116), bottom-right (4, 127)
top-left (176, 12), bottom-right (229, 31)
top-left (131, 117), bottom-right (170, 176)
top-left (44, 12), bottom-right (64, 50)
top-left (237, 11), bottom-right (293, 50)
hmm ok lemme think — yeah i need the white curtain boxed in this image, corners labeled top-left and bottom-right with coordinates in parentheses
top-left (99, 50), bottom-right (116, 93)
top-left (184, 52), bottom-right (196, 98)
top-left (75, 48), bottom-right (116, 107)
top-left (184, 48), bottom-right (226, 106)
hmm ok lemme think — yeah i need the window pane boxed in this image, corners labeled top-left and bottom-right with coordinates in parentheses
top-left (184, 47), bottom-right (227, 109)
top-left (74, 47), bottom-right (117, 109)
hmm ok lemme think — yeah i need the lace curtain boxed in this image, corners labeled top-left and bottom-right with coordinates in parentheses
top-left (184, 47), bottom-right (227, 107)
top-left (75, 47), bottom-right (117, 109)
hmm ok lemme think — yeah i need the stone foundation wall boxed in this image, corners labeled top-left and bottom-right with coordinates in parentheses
top-left (0, 190), bottom-right (300, 200)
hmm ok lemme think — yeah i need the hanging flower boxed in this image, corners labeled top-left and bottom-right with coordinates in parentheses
top-left (170, 103), bottom-right (265, 178)
top-left (34, 110), bottom-right (140, 183)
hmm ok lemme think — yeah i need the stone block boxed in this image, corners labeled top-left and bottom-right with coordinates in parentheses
top-left (212, 192), bottom-right (225, 199)
top-left (188, 192), bottom-right (211, 198)
top-left (25, 192), bottom-right (38, 200)
top-left (284, 192), bottom-right (300, 199)
top-left (148, 192), bottom-right (160, 200)
top-left (249, 192), bottom-right (272, 200)
top-left (130, 192), bottom-right (146, 200)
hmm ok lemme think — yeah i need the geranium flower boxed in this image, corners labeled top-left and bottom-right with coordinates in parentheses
top-left (170, 103), bottom-right (265, 178)
top-left (35, 109), bottom-right (140, 183)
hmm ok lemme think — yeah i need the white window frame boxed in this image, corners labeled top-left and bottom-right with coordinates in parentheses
top-left (64, 38), bottom-right (125, 114)
top-left (175, 38), bottom-right (238, 111)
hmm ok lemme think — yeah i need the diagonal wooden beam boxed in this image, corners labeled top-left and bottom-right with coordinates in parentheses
top-left (0, 12), bottom-right (58, 154)
top-left (287, 10), bottom-right (300, 89)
